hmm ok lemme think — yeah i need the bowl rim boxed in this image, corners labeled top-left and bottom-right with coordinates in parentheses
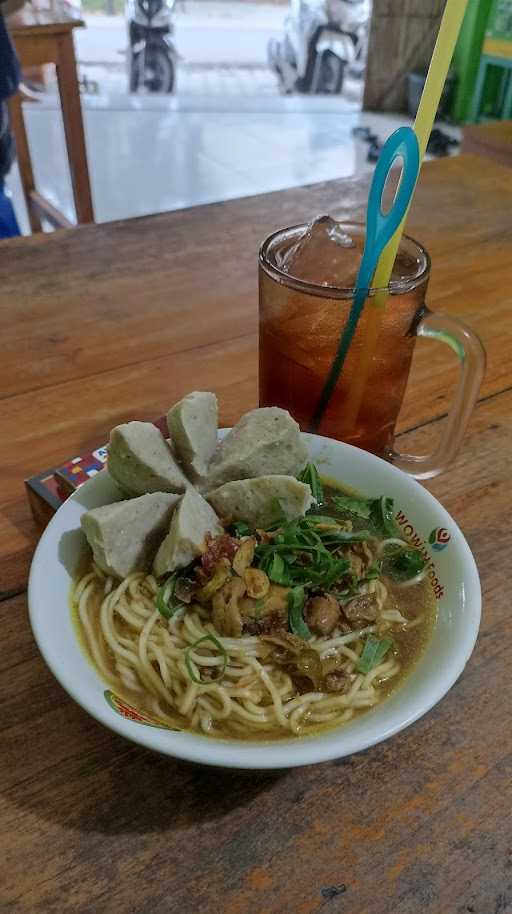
top-left (28, 434), bottom-right (481, 769)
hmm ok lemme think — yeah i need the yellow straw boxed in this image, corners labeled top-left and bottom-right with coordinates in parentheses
top-left (343, 0), bottom-right (469, 429)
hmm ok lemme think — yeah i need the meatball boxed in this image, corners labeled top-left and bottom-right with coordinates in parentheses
top-left (304, 594), bottom-right (340, 636)
top-left (324, 671), bottom-right (349, 693)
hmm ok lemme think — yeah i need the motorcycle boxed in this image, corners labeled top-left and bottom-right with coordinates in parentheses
top-left (126, 0), bottom-right (178, 93)
top-left (268, 0), bottom-right (370, 95)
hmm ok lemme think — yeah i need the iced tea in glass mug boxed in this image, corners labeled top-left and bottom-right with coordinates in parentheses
top-left (259, 220), bottom-right (485, 478)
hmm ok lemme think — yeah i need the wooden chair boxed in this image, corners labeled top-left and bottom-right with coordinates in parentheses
top-left (7, 15), bottom-right (94, 232)
top-left (471, 36), bottom-right (512, 122)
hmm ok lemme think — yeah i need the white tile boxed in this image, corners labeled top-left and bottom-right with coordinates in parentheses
top-left (7, 98), bottom-right (458, 229)
top-left (84, 109), bottom-right (259, 220)
top-left (22, 107), bottom-right (76, 223)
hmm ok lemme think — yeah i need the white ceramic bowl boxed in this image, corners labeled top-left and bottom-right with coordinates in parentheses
top-left (28, 433), bottom-right (481, 769)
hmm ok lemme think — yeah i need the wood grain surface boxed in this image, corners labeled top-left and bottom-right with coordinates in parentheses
top-left (462, 121), bottom-right (512, 169)
top-left (1, 156), bottom-right (511, 914)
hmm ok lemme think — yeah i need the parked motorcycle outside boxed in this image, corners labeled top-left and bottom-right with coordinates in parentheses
top-left (268, 0), bottom-right (370, 95)
top-left (126, 0), bottom-right (178, 93)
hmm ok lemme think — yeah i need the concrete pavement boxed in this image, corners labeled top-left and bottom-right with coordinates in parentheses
top-left (74, 3), bottom-right (287, 66)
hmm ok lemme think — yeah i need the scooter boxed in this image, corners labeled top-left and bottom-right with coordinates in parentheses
top-left (126, 0), bottom-right (178, 93)
top-left (268, 0), bottom-right (370, 95)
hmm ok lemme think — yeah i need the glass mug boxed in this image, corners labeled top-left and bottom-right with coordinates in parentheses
top-left (259, 222), bottom-right (486, 479)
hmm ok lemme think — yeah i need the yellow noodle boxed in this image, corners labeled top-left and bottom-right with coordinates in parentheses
top-left (73, 568), bottom-right (413, 739)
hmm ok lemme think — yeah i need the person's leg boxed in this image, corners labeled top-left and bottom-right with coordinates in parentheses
top-left (0, 99), bottom-right (20, 237)
top-left (0, 180), bottom-right (20, 237)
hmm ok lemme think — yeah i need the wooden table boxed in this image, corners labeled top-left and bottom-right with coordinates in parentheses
top-left (462, 120), bottom-right (512, 169)
top-left (1, 155), bottom-right (511, 914)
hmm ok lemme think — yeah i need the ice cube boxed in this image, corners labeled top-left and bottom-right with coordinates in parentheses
top-left (279, 215), bottom-right (361, 288)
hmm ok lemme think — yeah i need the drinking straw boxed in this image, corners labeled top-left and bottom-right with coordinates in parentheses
top-left (310, 127), bottom-right (420, 433)
top-left (341, 0), bottom-right (470, 430)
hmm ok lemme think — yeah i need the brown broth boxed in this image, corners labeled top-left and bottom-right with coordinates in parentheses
top-left (72, 478), bottom-right (437, 742)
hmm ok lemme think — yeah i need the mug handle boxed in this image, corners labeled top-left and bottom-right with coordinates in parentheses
top-left (388, 308), bottom-right (486, 480)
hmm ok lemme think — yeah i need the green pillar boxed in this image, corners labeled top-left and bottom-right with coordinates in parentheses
top-left (451, 0), bottom-right (493, 122)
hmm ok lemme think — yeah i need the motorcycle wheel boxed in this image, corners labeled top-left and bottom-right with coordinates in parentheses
top-left (144, 48), bottom-right (175, 93)
top-left (315, 50), bottom-right (346, 94)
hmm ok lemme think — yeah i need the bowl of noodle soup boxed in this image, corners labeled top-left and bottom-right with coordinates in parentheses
top-left (28, 433), bottom-right (480, 769)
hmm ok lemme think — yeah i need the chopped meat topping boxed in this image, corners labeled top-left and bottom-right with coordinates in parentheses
top-left (304, 594), bottom-right (340, 635)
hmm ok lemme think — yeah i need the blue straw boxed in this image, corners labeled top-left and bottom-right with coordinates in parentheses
top-left (309, 127), bottom-right (420, 433)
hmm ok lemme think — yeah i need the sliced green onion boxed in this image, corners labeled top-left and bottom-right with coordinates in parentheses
top-left (383, 546), bottom-right (426, 582)
top-left (372, 496), bottom-right (400, 537)
top-left (257, 543), bottom-right (321, 555)
top-left (283, 553), bottom-right (297, 565)
top-left (363, 562), bottom-right (382, 581)
top-left (320, 529), bottom-right (372, 544)
top-left (184, 633), bottom-right (227, 684)
top-left (332, 494), bottom-right (372, 519)
top-left (155, 571), bottom-right (184, 619)
top-left (356, 636), bottom-right (394, 674)
top-left (298, 463), bottom-right (324, 504)
top-left (307, 515), bottom-right (342, 526)
top-left (232, 521), bottom-right (252, 537)
top-left (256, 512), bottom-right (353, 590)
top-left (267, 552), bottom-right (291, 585)
top-left (288, 586), bottom-right (312, 640)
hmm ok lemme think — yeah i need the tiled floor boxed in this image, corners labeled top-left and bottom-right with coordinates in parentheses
top-left (79, 61), bottom-right (366, 99)
top-left (81, 62), bottom-right (282, 96)
top-left (8, 94), bottom-right (422, 233)
top-left (8, 4), bottom-right (409, 231)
